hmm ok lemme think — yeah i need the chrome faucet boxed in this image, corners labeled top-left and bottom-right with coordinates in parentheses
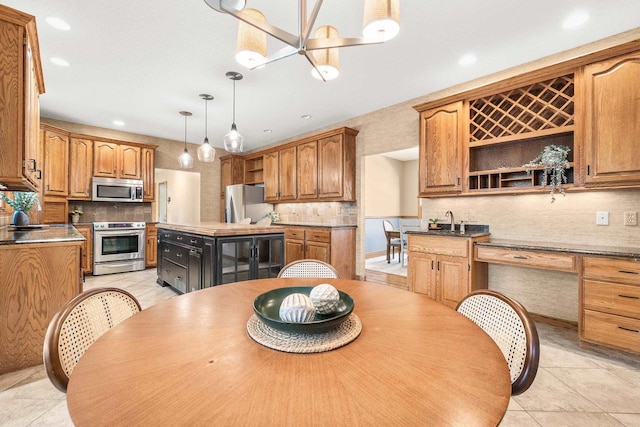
top-left (445, 210), bottom-right (455, 232)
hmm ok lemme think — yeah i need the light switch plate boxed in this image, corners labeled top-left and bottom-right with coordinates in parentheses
top-left (596, 211), bottom-right (609, 226)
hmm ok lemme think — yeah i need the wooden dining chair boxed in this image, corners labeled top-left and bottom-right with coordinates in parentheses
top-left (455, 290), bottom-right (540, 396)
top-left (382, 220), bottom-right (402, 263)
top-left (277, 259), bottom-right (340, 278)
top-left (43, 288), bottom-right (141, 392)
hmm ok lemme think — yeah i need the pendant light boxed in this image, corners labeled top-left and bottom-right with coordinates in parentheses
top-left (311, 26), bottom-right (340, 81)
top-left (223, 71), bottom-right (244, 153)
top-left (363, 0), bottom-right (400, 42)
top-left (235, 8), bottom-right (267, 69)
top-left (197, 94), bottom-right (216, 162)
top-left (178, 111), bottom-right (194, 169)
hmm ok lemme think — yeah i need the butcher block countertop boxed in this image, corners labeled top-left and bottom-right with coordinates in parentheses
top-left (157, 221), bottom-right (284, 237)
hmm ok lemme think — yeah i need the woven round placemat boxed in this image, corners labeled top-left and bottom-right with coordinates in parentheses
top-left (246, 313), bottom-right (362, 353)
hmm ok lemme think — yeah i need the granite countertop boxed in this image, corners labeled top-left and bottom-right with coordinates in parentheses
top-left (274, 222), bottom-right (357, 229)
top-left (477, 239), bottom-right (640, 259)
top-left (158, 221), bottom-right (285, 237)
top-left (0, 224), bottom-right (85, 245)
top-left (405, 224), bottom-right (490, 238)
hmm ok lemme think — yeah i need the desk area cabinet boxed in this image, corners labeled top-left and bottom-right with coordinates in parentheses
top-left (407, 233), bottom-right (489, 308)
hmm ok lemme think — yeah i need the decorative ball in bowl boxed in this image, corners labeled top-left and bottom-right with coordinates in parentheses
top-left (253, 286), bottom-right (354, 333)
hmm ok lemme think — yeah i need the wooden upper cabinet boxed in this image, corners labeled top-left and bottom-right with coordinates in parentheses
top-left (264, 148), bottom-right (296, 202)
top-left (69, 137), bottom-right (93, 199)
top-left (318, 135), bottom-right (345, 199)
top-left (93, 141), bottom-right (141, 179)
top-left (142, 148), bottom-right (155, 201)
top-left (93, 141), bottom-right (119, 177)
top-left (42, 127), bottom-right (69, 197)
top-left (220, 155), bottom-right (244, 196)
top-left (0, 6), bottom-right (45, 192)
top-left (583, 51), bottom-right (640, 186)
top-left (297, 141), bottom-right (318, 200)
top-left (279, 147), bottom-right (297, 201)
top-left (120, 144), bottom-right (141, 179)
top-left (263, 151), bottom-right (280, 202)
top-left (418, 101), bottom-right (463, 196)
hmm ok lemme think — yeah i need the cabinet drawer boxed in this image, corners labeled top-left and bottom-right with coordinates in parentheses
top-left (475, 246), bottom-right (576, 272)
top-left (160, 230), bottom-right (203, 248)
top-left (163, 243), bottom-right (188, 267)
top-left (305, 228), bottom-right (331, 243)
top-left (286, 228), bottom-right (305, 240)
top-left (160, 261), bottom-right (187, 294)
top-left (583, 309), bottom-right (640, 353)
top-left (583, 257), bottom-right (640, 285)
top-left (584, 280), bottom-right (640, 318)
top-left (408, 235), bottom-right (468, 257)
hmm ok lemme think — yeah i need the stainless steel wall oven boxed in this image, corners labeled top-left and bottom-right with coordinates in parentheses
top-left (93, 222), bottom-right (146, 275)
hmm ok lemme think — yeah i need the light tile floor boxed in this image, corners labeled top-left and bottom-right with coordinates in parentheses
top-left (1, 268), bottom-right (640, 426)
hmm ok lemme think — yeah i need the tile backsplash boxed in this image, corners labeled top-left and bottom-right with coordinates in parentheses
top-left (275, 202), bottom-right (357, 225)
top-left (70, 201), bottom-right (153, 223)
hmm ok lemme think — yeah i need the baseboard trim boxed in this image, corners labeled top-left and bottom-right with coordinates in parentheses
top-left (530, 313), bottom-right (578, 330)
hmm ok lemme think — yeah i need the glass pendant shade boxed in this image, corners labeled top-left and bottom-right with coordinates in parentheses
top-left (311, 26), bottom-right (340, 81)
top-left (197, 138), bottom-right (216, 162)
top-left (363, 0), bottom-right (400, 42)
top-left (179, 148), bottom-right (194, 169)
top-left (235, 9), bottom-right (267, 68)
top-left (197, 94), bottom-right (216, 162)
top-left (224, 123), bottom-right (244, 153)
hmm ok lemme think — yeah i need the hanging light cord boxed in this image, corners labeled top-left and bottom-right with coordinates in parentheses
top-left (204, 99), bottom-right (209, 139)
top-left (232, 79), bottom-right (236, 125)
top-left (184, 115), bottom-right (188, 149)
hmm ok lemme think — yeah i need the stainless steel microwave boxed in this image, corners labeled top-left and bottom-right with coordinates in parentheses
top-left (92, 177), bottom-right (144, 202)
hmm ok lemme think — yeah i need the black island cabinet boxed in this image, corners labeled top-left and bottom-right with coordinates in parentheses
top-left (157, 227), bottom-right (284, 293)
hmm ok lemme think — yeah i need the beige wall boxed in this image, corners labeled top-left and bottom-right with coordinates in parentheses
top-left (155, 168), bottom-right (200, 225)
top-left (364, 155), bottom-right (403, 217)
top-left (401, 160), bottom-right (419, 217)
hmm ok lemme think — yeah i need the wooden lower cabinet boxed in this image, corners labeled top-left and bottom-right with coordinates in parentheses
top-left (581, 256), bottom-right (640, 354)
top-left (407, 234), bottom-right (488, 309)
top-left (284, 226), bottom-right (356, 279)
top-left (0, 241), bottom-right (82, 374)
top-left (146, 223), bottom-right (157, 267)
top-left (74, 224), bottom-right (93, 274)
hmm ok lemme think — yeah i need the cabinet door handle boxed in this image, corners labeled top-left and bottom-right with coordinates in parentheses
top-left (587, 165), bottom-right (590, 176)
top-left (618, 294), bottom-right (640, 300)
top-left (618, 326), bottom-right (639, 333)
top-left (190, 239), bottom-right (198, 245)
top-left (176, 253), bottom-right (183, 258)
top-left (36, 170), bottom-right (42, 179)
top-left (514, 255), bottom-right (528, 259)
top-left (164, 248), bottom-right (170, 253)
top-left (177, 236), bottom-right (183, 241)
top-left (437, 261), bottom-right (440, 271)
top-left (618, 270), bottom-right (639, 275)
top-left (431, 260), bottom-right (434, 270)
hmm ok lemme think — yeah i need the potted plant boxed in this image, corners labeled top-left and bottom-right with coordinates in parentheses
top-left (428, 218), bottom-right (439, 229)
top-left (69, 207), bottom-right (84, 224)
top-left (524, 144), bottom-right (571, 202)
top-left (0, 191), bottom-right (39, 226)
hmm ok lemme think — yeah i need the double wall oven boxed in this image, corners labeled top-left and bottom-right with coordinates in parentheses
top-left (93, 222), bottom-right (146, 275)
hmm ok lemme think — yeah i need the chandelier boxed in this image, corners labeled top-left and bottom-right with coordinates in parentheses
top-left (203, 0), bottom-right (400, 81)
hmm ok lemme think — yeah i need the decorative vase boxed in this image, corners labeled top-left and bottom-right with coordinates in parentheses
top-left (12, 211), bottom-right (29, 227)
top-left (71, 214), bottom-right (80, 224)
top-left (429, 223), bottom-right (438, 229)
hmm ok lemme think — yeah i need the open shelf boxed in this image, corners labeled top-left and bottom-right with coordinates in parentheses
top-left (244, 156), bottom-right (264, 184)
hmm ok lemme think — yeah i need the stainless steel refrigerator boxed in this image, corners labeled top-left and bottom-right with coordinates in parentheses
top-left (225, 184), bottom-right (273, 223)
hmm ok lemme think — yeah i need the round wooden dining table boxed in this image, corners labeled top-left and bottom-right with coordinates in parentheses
top-left (66, 278), bottom-right (511, 426)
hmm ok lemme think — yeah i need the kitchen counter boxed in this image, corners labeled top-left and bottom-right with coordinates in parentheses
top-left (158, 221), bottom-right (283, 237)
top-left (476, 239), bottom-right (640, 259)
top-left (405, 224), bottom-right (490, 239)
top-left (0, 224), bottom-right (85, 245)
top-left (274, 222), bottom-right (356, 229)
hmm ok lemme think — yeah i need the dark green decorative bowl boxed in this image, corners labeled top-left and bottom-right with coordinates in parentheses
top-left (253, 286), bottom-right (354, 333)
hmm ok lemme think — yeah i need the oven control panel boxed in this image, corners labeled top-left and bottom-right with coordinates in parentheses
top-left (93, 222), bottom-right (146, 230)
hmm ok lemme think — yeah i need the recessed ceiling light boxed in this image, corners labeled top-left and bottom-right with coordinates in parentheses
top-left (301, 114), bottom-right (312, 119)
top-left (113, 120), bottom-right (125, 126)
top-left (45, 16), bottom-right (70, 31)
top-left (263, 129), bottom-right (272, 133)
top-left (563, 10), bottom-right (589, 29)
top-left (459, 54), bottom-right (477, 67)
top-left (50, 57), bottom-right (70, 67)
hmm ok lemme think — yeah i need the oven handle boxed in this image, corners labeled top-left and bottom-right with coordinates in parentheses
top-left (95, 230), bottom-right (144, 236)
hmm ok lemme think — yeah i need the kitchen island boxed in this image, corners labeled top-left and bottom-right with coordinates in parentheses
top-left (157, 222), bottom-right (285, 293)
top-left (0, 225), bottom-right (84, 374)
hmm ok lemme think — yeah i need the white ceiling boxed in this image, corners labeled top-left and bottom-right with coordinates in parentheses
top-left (5, 1), bottom-right (640, 152)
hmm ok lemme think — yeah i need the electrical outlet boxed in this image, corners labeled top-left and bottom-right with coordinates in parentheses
top-left (624, 212), bottom-right (638, 226)
top-left (596, 211), bottom-right (609, 226)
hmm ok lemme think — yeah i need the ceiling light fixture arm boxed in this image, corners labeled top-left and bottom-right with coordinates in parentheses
top-left (249, 46), bottom-right (298, 70)
top-left (303, 51), bottom-right (327, 82)
top-left (300, 0), bottom-right (323, 48)
top-left (306, 36), bottom-right (383, 50)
